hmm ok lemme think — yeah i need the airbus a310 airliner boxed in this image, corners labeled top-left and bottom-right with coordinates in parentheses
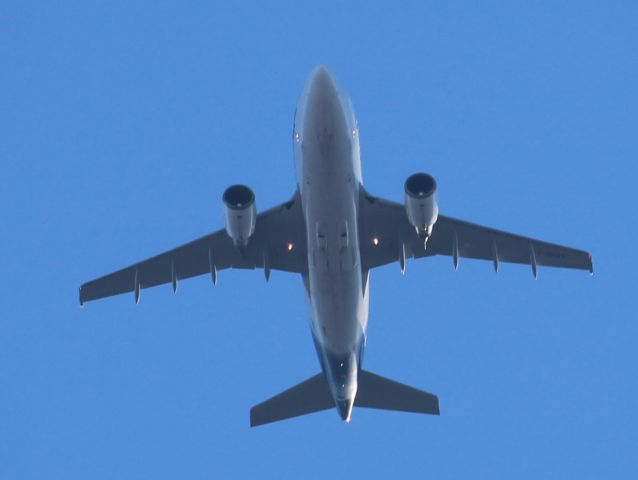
top-left (80, 66), bottom-right (593, 426)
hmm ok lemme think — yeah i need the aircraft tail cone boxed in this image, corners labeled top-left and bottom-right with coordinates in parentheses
top-left (336, 398), bottom-right (354, 423)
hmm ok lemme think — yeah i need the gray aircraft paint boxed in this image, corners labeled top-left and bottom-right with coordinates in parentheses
top-left (79, 65), bottom-right (592, 426)
top-left (293, 66), bottom-right (367, 421)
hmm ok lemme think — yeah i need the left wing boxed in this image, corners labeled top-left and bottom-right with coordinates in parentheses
top-left (358, 190), bottom-right (593, 275)
top-left (80, 192), bottom-right (307, 305)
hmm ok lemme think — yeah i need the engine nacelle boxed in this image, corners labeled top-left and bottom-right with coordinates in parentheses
top-left (404, 173), bottom-right (439, 239)
top-left (222, 184), bottom-right (256, 246)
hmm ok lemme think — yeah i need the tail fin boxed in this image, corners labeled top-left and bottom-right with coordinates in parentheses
top-left (250, 373), bottom-right (333, 427)
top-left (355, 370), bottom-right (440, 415)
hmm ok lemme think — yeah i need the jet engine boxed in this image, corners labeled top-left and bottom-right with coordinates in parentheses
top-left (404, 173), bottom-right (439, 241)
top-left (223, 184), bottom-right (256, 246)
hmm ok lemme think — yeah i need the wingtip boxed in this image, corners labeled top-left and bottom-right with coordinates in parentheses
top-left (588, 253), bottom-right (594, 276)
top-left (79, 286), bottom-right (84, 307)
top-left (249, 409), bottom-right (268, 428)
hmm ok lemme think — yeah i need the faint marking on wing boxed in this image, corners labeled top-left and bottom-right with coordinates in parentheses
top-left (430, 215), bottom-right (593, 273)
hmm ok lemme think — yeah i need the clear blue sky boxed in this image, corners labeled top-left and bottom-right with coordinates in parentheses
top-left (1, 1), bottom-right (636, 478)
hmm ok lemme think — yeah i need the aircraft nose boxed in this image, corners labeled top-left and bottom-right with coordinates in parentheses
top-left (309, 65), bottom-right (336, 97)
top-left (336, 397), bottom-right (354, 423)
top-left (307, 66), bottom-right (340, 115)
top-left (303, 66), bottom-right (348, 149)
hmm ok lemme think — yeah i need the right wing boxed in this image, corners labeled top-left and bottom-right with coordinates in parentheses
top-left (428, 215), bottom-right (593, 273)
top-left (80, 192), bottom-right (307, 305)
top-left (358, 190), bottom-right (593, 275)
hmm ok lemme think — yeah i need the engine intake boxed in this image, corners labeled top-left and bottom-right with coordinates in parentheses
top-left (404, 173), bottom-right (439, 240)
top-left (223, 184), bottom-right (256, 246)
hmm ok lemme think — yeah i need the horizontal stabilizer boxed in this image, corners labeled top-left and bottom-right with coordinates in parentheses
top-left (250, 373), bottom-right (333, 427)
top-left (355, 370), bottom-right (440, 415)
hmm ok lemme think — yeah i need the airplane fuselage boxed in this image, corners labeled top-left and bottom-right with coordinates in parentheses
top-left (293, 66), bottom-right (368, 421)
top-left (79, 65), bottom-right (592, 427)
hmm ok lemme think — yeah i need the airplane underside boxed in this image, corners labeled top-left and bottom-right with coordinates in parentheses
top-left (79, 65), bottom-right (593, 427)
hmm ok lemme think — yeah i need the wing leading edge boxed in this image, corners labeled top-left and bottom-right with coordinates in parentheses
top-left (358, 190), bottom-right (593, 275)
top-left (80, 192), bottom-right (307, 305)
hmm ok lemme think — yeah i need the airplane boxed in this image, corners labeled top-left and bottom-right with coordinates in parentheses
top-left (80, 65), bottom-right (593, 427)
